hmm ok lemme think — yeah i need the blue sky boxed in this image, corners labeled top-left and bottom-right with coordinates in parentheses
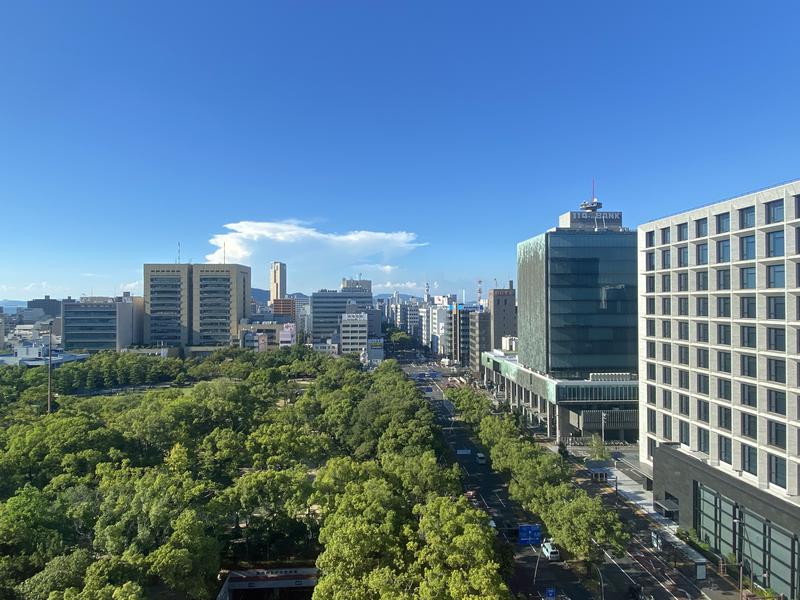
top-left (1, 1), bottom-right (799, 300)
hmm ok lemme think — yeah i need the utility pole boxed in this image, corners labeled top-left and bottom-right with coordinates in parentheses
top-left (601, 411), bottom-right (607, 444)
top-left (47, 326), bottom-right (53, 414)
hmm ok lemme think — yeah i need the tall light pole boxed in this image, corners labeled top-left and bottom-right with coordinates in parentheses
top-left (47, 326), bottom-right (53, 414)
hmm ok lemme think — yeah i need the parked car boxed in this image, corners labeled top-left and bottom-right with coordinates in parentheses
top-left (475, 452), bottom-right (486, 464)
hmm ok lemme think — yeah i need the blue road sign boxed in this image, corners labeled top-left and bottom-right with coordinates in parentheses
top-left (530, 523), bottom-right (542, 546)
top-left (545, 586), bottom-right (556, 600)
top-left (518, 524), bottom-right (534, 544)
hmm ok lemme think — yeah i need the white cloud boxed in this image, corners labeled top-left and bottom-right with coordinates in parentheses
top-left (373, 281), bottom-right (419, 290)
top-left (121, 281), bottom-right (141, 292)
top-left (205, 220), bottom-right (425, 263)
top-left (81, 273), bottom-right (101, 278)
top-left (22, 282), bottom-right (48, 291)
top-left (353, 263), bottom-right (398, 274)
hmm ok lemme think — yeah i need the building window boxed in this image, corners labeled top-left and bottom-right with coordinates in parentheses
top-left (646, 341), bottom-right (656, 359)
top-left (767, 230), bottom-right (784, 257)
top-left (646, 252), bottom-right (655, 271)
top-left (741, 383), bottom-right (757, 407)
top-left (768, 454), bottom-right (786, 488)
top-left (697, 399), bottom-right (709, 422)
top-left (767, 327), bottom-right (785, 351)
top-left (660, 227), bottom-right (670, 244)
top-left (697, 348), bottom-right (709, 368)
top-left (696, 271), bottom-right (709, 291)
top-left (767, 264), bottom-right (785, 288)
top-left (767, 296), bottom-right (785, 319)
top-left (695, 218), bottom-right (708, 237)
top-left (741, 444), bottom-right (757, 475)
top-left (678, 272), bottom-right (689, 291)
top-left (739, 206), bottom-right (755, 229)
top-left (717, 351), bottom-right (731, 372)
top-left (766, 199), bottom-right (784, 224)
top-left (716, 212), bottom-right (730, 234)
top-left (718, 324), bottom-right (731, 345)
top-left (676, 321), bottom-right (687, 340)
top-left (646, 275), bottom-right (656, 293)
top-left (696, 322), bottom-right (709, 342)
top-left (677, 222), bottom-right (688, 241)
top-left (646, 297), bottom-right (655, 315)
top-left (646, 362), bottom-right (656, 381)
top-left (767, 420), bottom-right (786, 449)
top-left (662, 366), bottom-right (672, 385)
top-left (647, 384), bottom-right (656, 404)
top-left (661, 343), bottom-right (672, 361)
top-left (661, 274), bottom-right (671, 292)
top-left (767, 358), bottom-right (786, 383)
top-left (662, 297), bottom-right (671, 315)
top-left (647, 408), bottom-right (657, 434)
top-left (661, 248), bottom-right (672, 269)
top-left (718, 406), bottom-right (731, 430)
top-left (767, 389), bottom-right (786, 415)
top-left (717, 296), bottom-right (731, 317)
top-left (662, 389), bottom-right (672, 409)
top-left (677, 297), bottom-right (688, 315)
top-left (717, 269), bottom-right (730, 290)
top-left (660, 320), bottom-right (671, 339)
top-left (677, 246), bottom-right (689, 267)
top-left (697, 373), bottom-right (709, 395)
top-left (741, 354), bottom-right (757, 378)
top-left (646, 319), bottom-right (656, 336)
top-left (718, 378), bottom-right (732, 400)
top-left (678, 345), bottom-right (689, 365)
top-left (679, 420), bottom-right (690, 445)
top-left (741, 413), bottom-right (758, 440)
top-left (740, 266), bottom-right (756, 289)
top-left (662, 415), bottom-right (672, 440)
top-left (740, 235), bottom-right (756, 260)
top-left (647, 437), bottom-right (657, 460)
top-left (741, 295), bottom-right (756, 318)
top-left (696, 243), bottom-right (708, 265)
top-left (718, 435), bottom-right (732, 464)
top-left (678, 369), bottom-right (689, 389)
top-left (679, 394), bottom-right (690, 416)
top-left (716, 239), bottom-right (730, 262)
top-left (697, 296), bottom-right (709, 316)
top-left (740, 325), bottom-right (756, 348)
top-left (697, 427), bottom-right (710, 454)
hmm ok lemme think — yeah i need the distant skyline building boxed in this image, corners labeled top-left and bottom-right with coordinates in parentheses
top-left (270, 261), bottom-right (287, 303)
top-left (272, 297), bottom-right (296, 320)
top-left (62, 293), bottom-right (143, 352)
top-left (144, 263), bottom-right (251, 349)
top-left (27, 295), bottom-right (64, 319)
top-left (339, 312), bottom-right (369, 355)
top-left (488, 283), bottom-right (517, 351)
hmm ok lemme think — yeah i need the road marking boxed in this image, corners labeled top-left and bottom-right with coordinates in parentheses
top-left (495, 493), bottom-right (506, 508)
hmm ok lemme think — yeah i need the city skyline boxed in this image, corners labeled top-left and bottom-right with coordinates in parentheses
top-left (2, 2), bottom-right (800, 299)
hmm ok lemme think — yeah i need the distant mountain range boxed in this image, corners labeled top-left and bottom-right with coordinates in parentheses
top-left (251, 289), bottom-right (310, 304)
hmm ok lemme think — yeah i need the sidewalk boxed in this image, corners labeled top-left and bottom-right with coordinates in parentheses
top-left (550, 444), bottom-right (741, 600)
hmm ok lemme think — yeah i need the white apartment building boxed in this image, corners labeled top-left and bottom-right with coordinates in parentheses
top-left (339, 312), bottom-right (368, 355)
top-left (639, 180), bottom-right (800, 599)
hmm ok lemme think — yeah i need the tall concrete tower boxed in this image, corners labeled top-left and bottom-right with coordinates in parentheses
top-left (270, 261), bottom-right (286, 303)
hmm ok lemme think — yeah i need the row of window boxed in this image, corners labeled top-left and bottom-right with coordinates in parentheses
top-left (647, 383), bottom-right (789, 413)
top-left (646, 262), bottom-right (790, 292)
top-left (646, 318), bottom-right (791, 346)
top-left (644, 198), bottom-right (795, 248)
top-left (647, 429), bottom-right (787, 488)
top-left (646, 295), bottom-right (788, 320)
top-left (646, 230), bottom-right (792, 270)
top-left (646, 355), bottom-right (787, 385)
top-left (646, 332), bottom-right (787, 364)
top-left (647, 404), bottom-right (788, 448)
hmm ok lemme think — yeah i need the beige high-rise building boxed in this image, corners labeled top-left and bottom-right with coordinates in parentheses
top-left (144, 263), bottom-right (251, 349)
top-left (192, 264), bottom-right (251, 347)
top-left (144, 264), bottom-right (192, 347)
top-left (270, 261), bottom-right (286, 303)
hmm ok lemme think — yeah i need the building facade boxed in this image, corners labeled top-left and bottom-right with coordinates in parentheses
top-left (339, 312), bottom-right (369, 355)
top-left (638, 181), bottom-right (800, 600)
top-left (272, 297), bottom-right (296, 320)
top-left (469, 310), bottom-right (491, 376)
top-left (488, 284), bottom-right (517, 350)
top-left (483, 202), bottom-right (639, 442)
top-left (62, 293), bottom-right (143, 352)
top-left (144, 264), bottom-right (192, 347)
top-left (270, 261), bottom-right (287, 302)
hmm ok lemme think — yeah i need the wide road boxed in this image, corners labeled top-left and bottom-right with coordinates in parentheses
top-left (403, 362), bottom-right (593, 600)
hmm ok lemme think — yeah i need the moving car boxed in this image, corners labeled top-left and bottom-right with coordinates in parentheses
top-left (541, 542), bottom-right (561, 561)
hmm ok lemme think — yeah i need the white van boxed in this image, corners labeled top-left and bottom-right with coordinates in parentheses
top-left (475, 452), bottom-right (486, 464)
top-left (541, 542), bottom-right (560, 561)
